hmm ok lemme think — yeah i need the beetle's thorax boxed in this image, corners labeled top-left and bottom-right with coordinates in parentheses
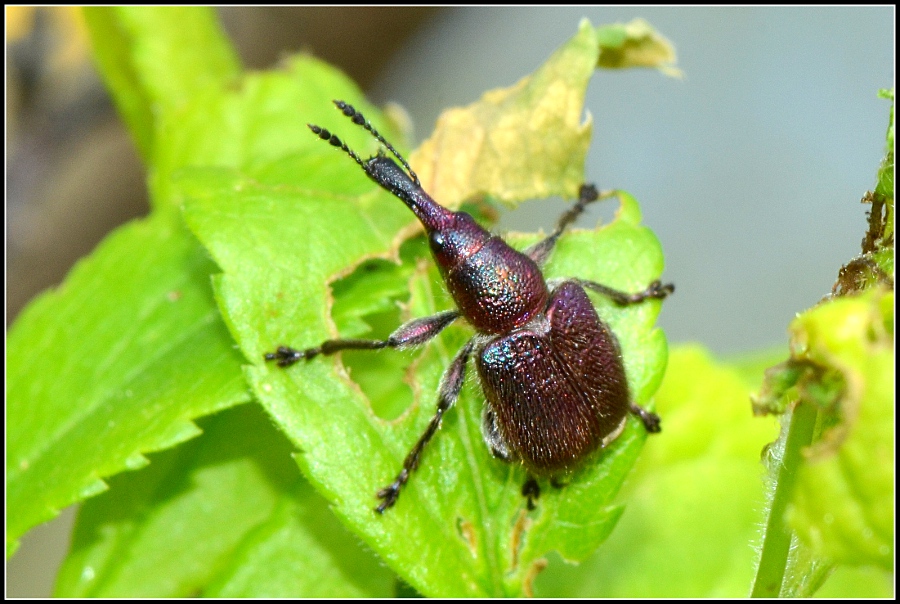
top-left (435, 226), bottom-right (549, 334)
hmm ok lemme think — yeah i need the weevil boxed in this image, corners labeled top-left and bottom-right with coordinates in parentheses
top-left (266, 100), bottom-right (673, 513)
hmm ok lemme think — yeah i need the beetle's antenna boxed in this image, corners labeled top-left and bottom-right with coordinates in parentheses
top-left (332, 100), bottom-right (421, 186)
top-left (307, 124), bottom-right (368, 171)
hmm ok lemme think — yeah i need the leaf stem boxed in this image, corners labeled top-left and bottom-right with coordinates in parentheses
top-left (750, 400), bottom-right (817, 597)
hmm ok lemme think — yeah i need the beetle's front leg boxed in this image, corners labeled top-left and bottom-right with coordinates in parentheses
top-left (525, 184), bottom-right (619, 266)
top-left (265, 310), bottom-right (460, 367)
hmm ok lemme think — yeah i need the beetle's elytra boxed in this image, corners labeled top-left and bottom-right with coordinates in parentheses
top-left (266, 100), bottom-right (673, 513)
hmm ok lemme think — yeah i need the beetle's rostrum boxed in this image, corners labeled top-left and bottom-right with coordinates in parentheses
top-left (266, 100), bottom-right (674, 513)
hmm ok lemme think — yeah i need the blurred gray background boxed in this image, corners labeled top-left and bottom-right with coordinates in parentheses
top-left (370, 7), bottom-right (893, 354)
top-left (6, 6), bottom-right (893, 596)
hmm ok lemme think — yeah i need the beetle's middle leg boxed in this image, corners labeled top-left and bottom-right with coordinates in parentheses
top-left (375, 339), bottom-right (475, 513)
top-left (577, 279), bottom-right (674, 307)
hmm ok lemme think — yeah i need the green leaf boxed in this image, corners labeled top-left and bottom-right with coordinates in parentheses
top-left (183, 23), bottom-right (674, 595)
top-left (875, 88), bottom-right (894, 201)
top-left (10, 11), bottom-right (389, 580)
top-left (832, 90), bottom-right (893, 297)
top-left (6, 214), bottom-right (249, 557)
top-left (8, 6), bottom-right (250, 561)
top-left (751, 289), bottom-right (894, 596)
top-left (83, 7), bottom-right (240, 163)
top-left (787, 289), bottom-right (894, 568)
top-left (872, 88), bottom-right (894, 269)
top-left (151, 54), bottom-right (391, 213)
top-left (815, 564), bottom-right (894, 597)
top-left (54, 404), bottom-right (392, 597)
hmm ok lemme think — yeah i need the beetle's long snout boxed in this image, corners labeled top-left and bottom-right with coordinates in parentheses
top-left (365, 157), bottom-right (453, 232)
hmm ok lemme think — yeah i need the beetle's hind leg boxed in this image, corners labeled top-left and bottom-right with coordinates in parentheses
top-left (549, 476), bottom-right (568, 489)
top-left (521, 475), bottom-right (571, 509)
top-left (522, 476), bottom-right (541, 511)
top-left (630, 403), bottom-right (662, 433)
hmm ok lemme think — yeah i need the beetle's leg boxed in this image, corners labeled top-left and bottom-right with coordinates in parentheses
top-left (376, 339), bottom-right (475, 513)
top-left (481, 407), bottom-right (515, 463)
top-left (525, 184), bottom-right (617, 265)
top-left (577, 278), bottom-right (668, 434)
top-left (265, 310), bottom-right (460, 367)
top-left (577, 278), bottom-right (674, 306)
top-left (522, 476), bottom-right (540, 511)
top-left (630, 403), bottom-right (662, 433)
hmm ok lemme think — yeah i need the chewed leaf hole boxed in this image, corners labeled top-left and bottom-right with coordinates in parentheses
top-left (329, 257), bottom-right (420, 421)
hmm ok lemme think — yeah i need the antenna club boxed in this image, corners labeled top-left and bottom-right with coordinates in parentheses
top-left (308, 123), bottom-right (365, 168)
top-left (334, 100), bottom-right (366, 126)
top-left (308, 124), bottom-right (340, 147)
top-left (330, 100), bottom-right (420, 186)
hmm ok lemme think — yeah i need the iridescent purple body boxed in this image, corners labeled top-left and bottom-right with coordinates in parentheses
top-left (266, 101), bottom-right (672, 512)
top-left (369, 155), bottom-right (628, 475)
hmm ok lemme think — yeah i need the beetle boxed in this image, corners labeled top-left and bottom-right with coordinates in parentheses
top-left (266, 100), bottom-right (673, 513)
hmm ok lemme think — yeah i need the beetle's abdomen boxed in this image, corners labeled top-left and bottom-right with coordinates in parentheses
top-left (476, 281), bottom-right (630, 474)
top-left (445, 237), bottom-right (548, 334)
